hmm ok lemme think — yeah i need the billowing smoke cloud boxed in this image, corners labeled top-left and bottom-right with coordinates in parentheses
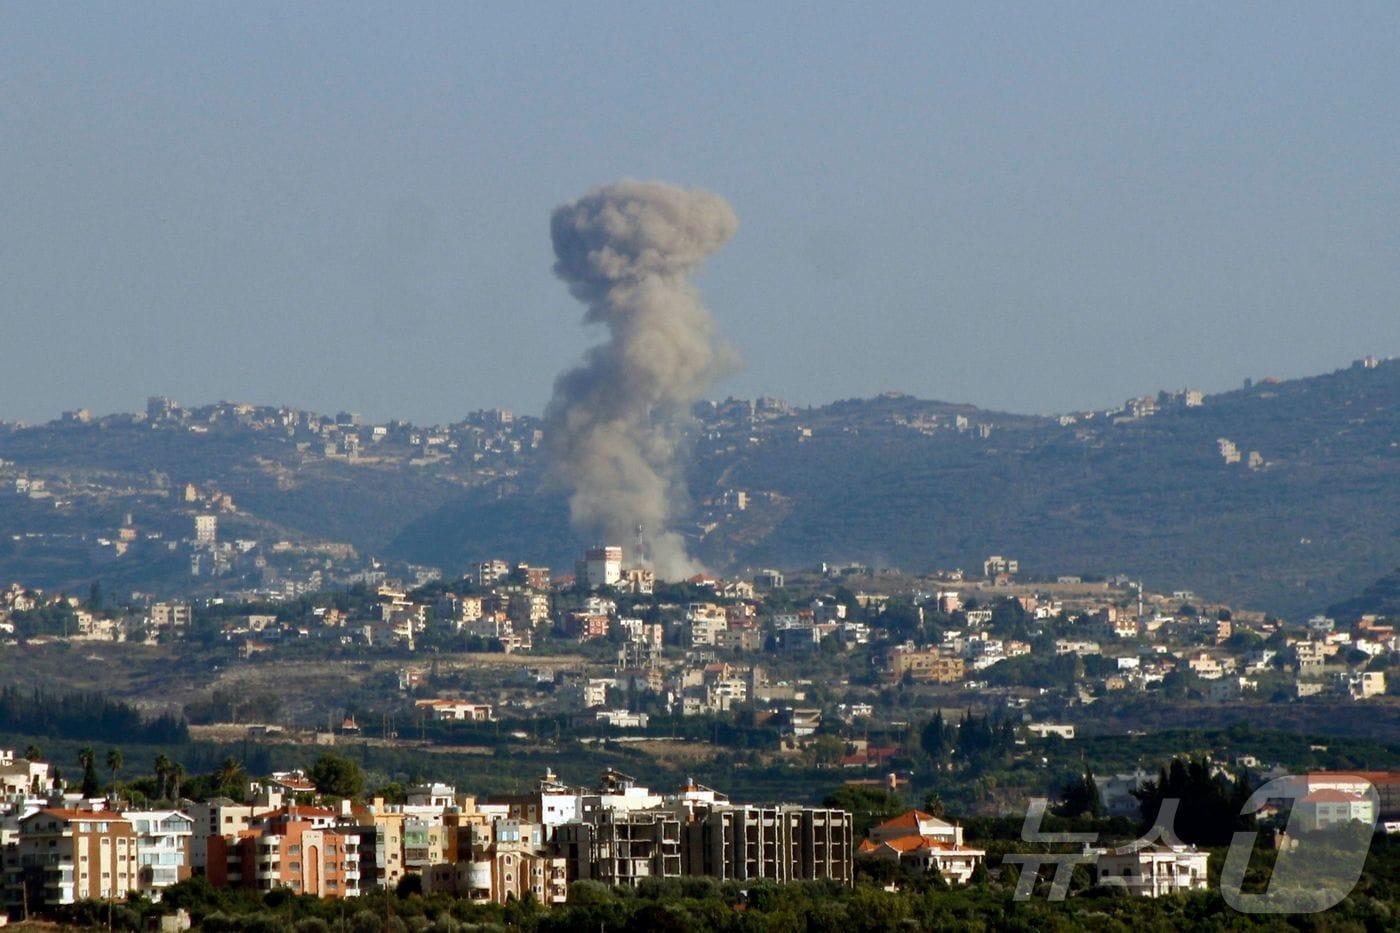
top-left (545, 180), bottom-right (739, 579)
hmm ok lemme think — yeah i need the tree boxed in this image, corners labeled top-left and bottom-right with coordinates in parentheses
top-left (23, 744), bottom-right (41, 762)
top-left (1133, 756), bottom-right (1252, 846)
top-left (921, 792), bottom-right (946, 818)
top-left (78, 747), bottom-right (100, 798)
top-left (1054, 771), bottom-right (1103, 818)
top-left (169, 761), bottom-right (185, 803)
top-left (212, 757), bottom-right (247, 800)
top-left (153, 754), bottom-right (173, 801)
top-left (806, 734), bottom-right (845, 767)
top-left (823, 785), bottom-right (904, 836)
top-left (309, 752), bottom-right (364, 799)
top-left (920, 711), bottom-right (953, 763)
top-left (105, 748), bottom-right (124, 796)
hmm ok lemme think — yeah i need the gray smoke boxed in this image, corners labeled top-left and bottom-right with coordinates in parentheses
top-left (545, 180), bottom-right (739, 580)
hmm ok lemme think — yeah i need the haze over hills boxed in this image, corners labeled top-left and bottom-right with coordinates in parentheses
top-left (0, 357), bottom-right (1394, 616)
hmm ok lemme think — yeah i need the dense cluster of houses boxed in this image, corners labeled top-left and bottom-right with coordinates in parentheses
top-left (3, 748), bottom-right (1395, 916)
top-left (880, 588), bottom-right (1392, 704)
top-left (0, 754), bottom-right (857, 915)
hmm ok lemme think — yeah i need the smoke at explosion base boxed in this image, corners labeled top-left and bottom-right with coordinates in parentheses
top-left (544, 181), bottom-right (739, 580)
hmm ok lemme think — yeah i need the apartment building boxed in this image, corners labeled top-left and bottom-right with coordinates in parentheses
top-left (579, 546), bottom-right (623, 588)
top-left (686, 603), bottom-right (729, 648)
top-left (402, 817), bottom-right (448, 875)
top-left (344, 801), bottom-right (405, 891)
top-left (121, 810), bottom-right (193, 895)
top-left (207, 806), bottom-right (360, 898)
top-left (886, 645), bottom-right (966, 684)
top-left (423, 819), bottom-right (568, 906)
top-left (555, 810), bottom-right (682, 886)
top-left (186, 796), bottom-right (264, 871)
top-left (3, 809), bottom-right (139, 911)
top-left (680, 804), bottom-right (853, 885)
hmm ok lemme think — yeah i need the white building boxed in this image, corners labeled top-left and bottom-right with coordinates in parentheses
top-left (122, 809), bottom-right (195, 896)
top-left (686, 603), bottom-right (728, 647)
top-left (1342, 671), bottom-right (1386, 700)
top-left (194, 514), bottom-right (217, 547)
top-left (581, 546), bottom-right (623, 588)
top-left (1093, 843), bottom-right (1208, 896)
top-left (414, 699), bottom-right (496, 722)
top-left (1026, 723), bottom-right (1075, 740)
top-left (1296, 790), bottom-right (1376, 831)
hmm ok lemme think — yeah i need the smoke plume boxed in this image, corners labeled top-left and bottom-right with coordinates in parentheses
top-left (545, 180), bottom-right (739, 579)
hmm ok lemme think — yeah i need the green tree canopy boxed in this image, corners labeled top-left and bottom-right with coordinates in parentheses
top-left (309, 752), bottom-right (364, 799)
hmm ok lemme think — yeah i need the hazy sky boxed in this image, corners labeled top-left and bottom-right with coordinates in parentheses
top-left (3, 3), bottom-right (1398, 424)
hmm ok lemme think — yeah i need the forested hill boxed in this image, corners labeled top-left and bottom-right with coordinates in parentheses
top-left (1, 359), bottom-right (1395, 617)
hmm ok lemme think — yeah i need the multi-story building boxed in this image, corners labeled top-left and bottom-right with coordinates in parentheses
top-left (983, 555), bottom-right (1018, 578)
top-left (618, 568), bottom-right (655, 595)
top-left (681, 804), bottom-right (853, 885)
top-left (1342, 671), bottom-right (1387, 700)
top-left (344, 800), bottom-right (405, 891)
top-left (564, 612), bottom-right (610, 641)
top-left (508, 592), bottom-right (551, 628)
top-left (423, 818), bottom-right (568, 906)
top-left (0, 750), bottom-right (51, 797)
top-left (4, 809), bottom-right (139, 911)
top-left (885, 645), bottom-right (965, 684)
top-left (402, 817), bottom-right (448, 875)
top-left (476, 560), bottom-right (510, 587)
top-left (147, 602), bottom-right (191, 630)
top-left (1092, 843), bottom-right (1208, 897)
top-left (194, 514), bottom-right (218, 547)
top-left (122, 810), bottom-right (194, 896)
top-left (686, 603), bottom-right (728, 648)
top-left (858, 809), bottom-right (983, 884)
top-left (186, 795), bottom-right (275, 872)
top-left (555, 810), bottom-right (682, 886)
top-left (1295, 789), bottom-right (1376, 831)
top-left (579, 546), bottom-right (623, 589)
top-left (206, 806), bottom-right (359, 898)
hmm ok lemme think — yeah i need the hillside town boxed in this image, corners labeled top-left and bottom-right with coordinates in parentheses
top-left (2, 544), bottom-right (1392, 734)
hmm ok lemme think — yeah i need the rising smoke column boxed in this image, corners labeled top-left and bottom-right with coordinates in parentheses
top-left (545, 180), bottom-right (739, 579)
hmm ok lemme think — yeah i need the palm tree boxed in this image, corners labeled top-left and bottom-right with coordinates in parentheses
top-left (168, 761), bottom-right (185, 803)
top-left (153, 754), bottom-right (173, 802)
top-left (214, 757), bottom-right (245, 799)
top-left (105, 748), bottom-right (124, 797)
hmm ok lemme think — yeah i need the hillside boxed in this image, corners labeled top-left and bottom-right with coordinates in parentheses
top-left (1329, 567), bottom-right (1400, 622)
top-left (0, 359), bottom-right (1395, 616)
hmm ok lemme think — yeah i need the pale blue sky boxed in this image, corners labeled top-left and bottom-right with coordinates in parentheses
top-left (2, 3), bottom-right (1397, 423)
